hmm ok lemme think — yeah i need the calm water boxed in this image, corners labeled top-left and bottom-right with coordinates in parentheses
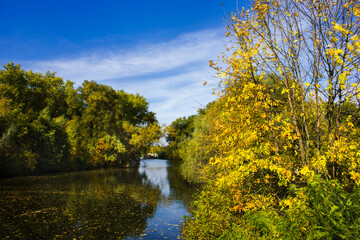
top-left (0, 159), bottom-right (195, 239)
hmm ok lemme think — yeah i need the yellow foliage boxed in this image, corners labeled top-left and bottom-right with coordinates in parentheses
top-left (183, 0), bottom-right (360, 238)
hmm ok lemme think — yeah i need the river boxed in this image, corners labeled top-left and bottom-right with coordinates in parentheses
top-left (0, 159), bottom-right (195, 239)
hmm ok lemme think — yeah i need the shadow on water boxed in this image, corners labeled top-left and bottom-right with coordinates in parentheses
top-left (0, 159), bottom-right (195, 239)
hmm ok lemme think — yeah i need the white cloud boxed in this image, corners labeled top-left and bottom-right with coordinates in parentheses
top-left (109, 68), bottom-right (220, 124)
top-left (25, 29), bottom-right (226, 124)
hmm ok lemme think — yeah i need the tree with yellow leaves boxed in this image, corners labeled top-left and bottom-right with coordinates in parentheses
top-left (182, 0), bottom-right (360, 239)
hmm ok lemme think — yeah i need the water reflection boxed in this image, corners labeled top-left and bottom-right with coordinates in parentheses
top-left (0, 159), bottom-right (194, 239)
top-left (139, 160), bottom-right (170, 198)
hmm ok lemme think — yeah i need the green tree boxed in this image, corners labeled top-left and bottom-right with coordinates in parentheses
top-left (0, 63), bottom-right (160, 176)
top-left (0, 63), bottom-right (69, 175)
top-left (178, 102), bottom-right (222, 184)
top-left (165, 115), bottom-right (195, 160)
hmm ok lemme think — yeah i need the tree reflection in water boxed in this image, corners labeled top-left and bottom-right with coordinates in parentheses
top-left (0, 160), bottom-right (194, 239)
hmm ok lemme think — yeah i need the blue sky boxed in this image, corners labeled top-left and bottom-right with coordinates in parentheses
top-left (0, 0), bottom-right (248, 124)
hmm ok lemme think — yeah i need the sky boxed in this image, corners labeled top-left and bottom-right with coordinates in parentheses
top-left (0, 0), bottom-right (249, 125)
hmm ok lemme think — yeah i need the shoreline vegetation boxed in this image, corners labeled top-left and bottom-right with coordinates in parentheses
top-left (166, 0), bottom-right (360, 239)
top-left (0, 63), bottom-right (161, 177)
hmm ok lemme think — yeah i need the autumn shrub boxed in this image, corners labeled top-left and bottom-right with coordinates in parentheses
top-left (181, 181), bottom-right (235, 240)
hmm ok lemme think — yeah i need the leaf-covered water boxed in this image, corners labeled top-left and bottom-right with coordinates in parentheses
top-left (0, 159), bottom-right (194, 239)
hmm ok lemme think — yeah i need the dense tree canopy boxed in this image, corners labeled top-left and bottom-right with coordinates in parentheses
top-left (0, 63), bottom-right (161, 177)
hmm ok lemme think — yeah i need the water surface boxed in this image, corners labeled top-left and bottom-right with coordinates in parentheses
top-left (0, 159), bottom-right (194, 239)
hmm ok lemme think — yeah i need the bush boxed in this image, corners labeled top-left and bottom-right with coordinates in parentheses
top-left (219, 177), bottom-right (360, 240)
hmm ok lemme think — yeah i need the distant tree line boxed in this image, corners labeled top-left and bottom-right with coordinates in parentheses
top-left (0, 63), bottom-right (161, 177)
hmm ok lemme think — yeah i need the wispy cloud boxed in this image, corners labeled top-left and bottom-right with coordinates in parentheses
top-left (25, 29), bottom-right (226, 124)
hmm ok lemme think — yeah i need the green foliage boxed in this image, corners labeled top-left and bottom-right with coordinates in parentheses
top-left (283, 177), bottom-right (360, 239)
top-left (165, 115), bottom-right (195, 160)
top-left (178, 102), bottom-right (222, 184)
top-left (0, 63), bottom-right (160, 176)
top-left (219, 177), bottom-right (360, 240)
